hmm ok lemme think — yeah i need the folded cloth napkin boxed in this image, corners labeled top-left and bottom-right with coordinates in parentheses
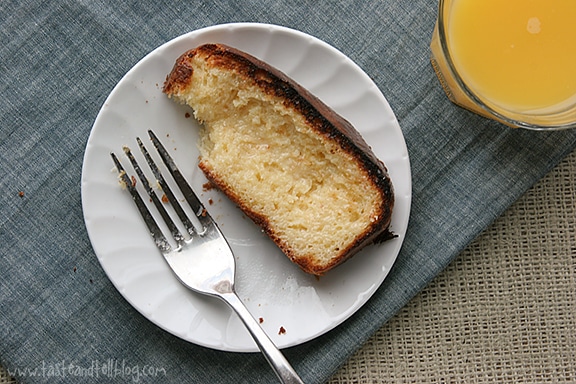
top-left (1, 1), bottom-right (575, 383)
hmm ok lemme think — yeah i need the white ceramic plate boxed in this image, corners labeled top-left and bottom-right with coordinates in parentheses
top-left (81, 23), bottom-right (411, 352)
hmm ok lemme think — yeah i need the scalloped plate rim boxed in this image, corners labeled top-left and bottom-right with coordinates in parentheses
top-left (81, 22), bottom-right (411, 352)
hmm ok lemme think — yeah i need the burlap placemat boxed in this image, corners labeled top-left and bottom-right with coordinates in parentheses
top-left (2, 151), bottom-right (573, 384)
top-left (328, 148), bottom-right (576, 383)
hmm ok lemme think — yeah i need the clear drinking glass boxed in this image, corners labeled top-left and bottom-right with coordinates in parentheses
top-left (430, 0), bottom-right (576, 130)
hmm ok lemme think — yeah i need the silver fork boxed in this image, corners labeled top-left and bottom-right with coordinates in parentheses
top-left (111, 130), bottom-right (304, 384)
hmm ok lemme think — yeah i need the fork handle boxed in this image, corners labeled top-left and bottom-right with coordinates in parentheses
top-left (221, 292), bottom-right (305, 384)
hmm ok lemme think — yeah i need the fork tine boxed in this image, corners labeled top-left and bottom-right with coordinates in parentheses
top-left (148, 130), bottom-right (208, 226)
top-left (122, 144), bottom-right (185, 249)
top-left (136, 137), bottom-right (197, 237)
top-left (116, 134), bottom-right (303, 383)
top-left (110, 152), bottom-right (173, 253)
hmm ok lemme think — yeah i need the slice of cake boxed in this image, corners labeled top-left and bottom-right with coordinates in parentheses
top-left (163, 43), bottom-right (394, 275)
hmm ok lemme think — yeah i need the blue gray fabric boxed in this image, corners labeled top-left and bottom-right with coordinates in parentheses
top-left (1, 1), bottom-right (575, 383)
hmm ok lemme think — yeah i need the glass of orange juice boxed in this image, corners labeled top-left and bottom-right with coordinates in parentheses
top-left (430, 0), bottom-right (576, 130)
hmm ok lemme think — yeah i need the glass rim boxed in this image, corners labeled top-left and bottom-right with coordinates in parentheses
top-left (436, 0), bottom-right (576, 130)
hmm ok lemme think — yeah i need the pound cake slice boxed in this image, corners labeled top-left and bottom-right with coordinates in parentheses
top-left (163, 43), bottom-right (394, 275)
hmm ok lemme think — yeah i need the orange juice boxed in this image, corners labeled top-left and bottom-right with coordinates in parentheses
top-left (446, 0), bottom-right (576, 113)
